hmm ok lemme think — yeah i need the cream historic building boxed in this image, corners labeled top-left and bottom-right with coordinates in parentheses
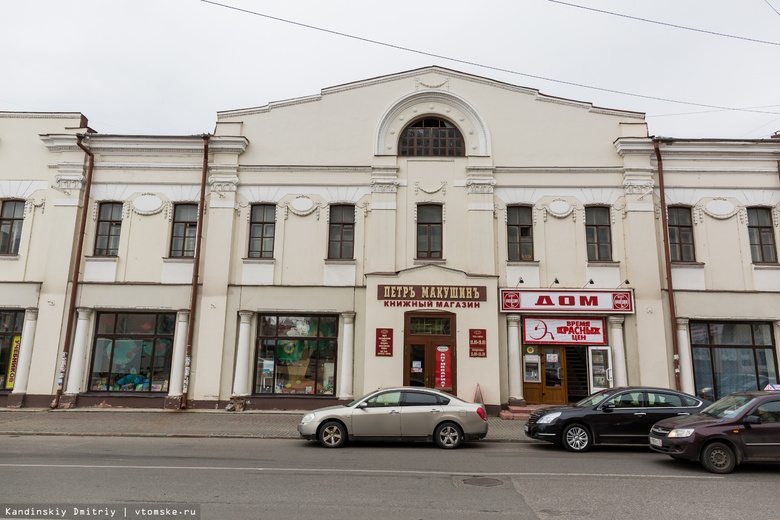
top-left (1, 67), bottom-right (779, 412)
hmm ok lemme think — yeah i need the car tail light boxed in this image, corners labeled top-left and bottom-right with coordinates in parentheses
top-left (477, 407), bottom-right (487, 421)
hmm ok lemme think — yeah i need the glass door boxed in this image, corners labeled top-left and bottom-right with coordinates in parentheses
top-left (588, 346), bottom-right (613, 393)
top-left (404, 311), bottom-right (457, 394)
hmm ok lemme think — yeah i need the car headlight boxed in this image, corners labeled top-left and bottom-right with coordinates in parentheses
top-left (538, 412), bottom-right (561, 424)
top-left (301, 413), bottom-right (316, 425)
top-left (668, 428), bottom-right (694, 438)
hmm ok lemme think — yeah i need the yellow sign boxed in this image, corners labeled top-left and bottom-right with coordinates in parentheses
top-left (5, 336), bottom-right (21, 389)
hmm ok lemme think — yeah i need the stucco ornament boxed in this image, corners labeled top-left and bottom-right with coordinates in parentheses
top-left (703, 198), bottom-right (738, 220)
top-left (131, 194), bottom-right (165, 216)
top-left (281, 196), bottom-right (323, 219)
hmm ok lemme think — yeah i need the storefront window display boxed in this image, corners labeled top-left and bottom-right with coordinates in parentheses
top-left (88, 312), bottom-right (175, 392)
top-left (0, 311), bottom-right (24, 390)
top-left (254, 315), bottom-right (337, 395)
top-left (691, 321), bottom-right (778, 401)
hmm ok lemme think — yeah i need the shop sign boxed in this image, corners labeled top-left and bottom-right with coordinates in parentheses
top-left (378, 285), bottom-right (487, 309)
top-left (523, 317), bottom-right (606, 345)
top-left (4, 336), bottom-right (21, 389)
top-left (375, 328), bottom-right (393, 357)
top-left (435, 345), bottom-right (451, 388)
top-left (500, 289), bottom-right (634, 314)
top-left (469, 329), bottom-right (487, 358)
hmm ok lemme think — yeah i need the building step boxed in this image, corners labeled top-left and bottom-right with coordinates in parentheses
top-left (500, 404), bottom-right (549, 421)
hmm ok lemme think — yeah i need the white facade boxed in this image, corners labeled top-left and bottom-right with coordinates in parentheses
top-left (1, 67), bottom-right (778, 412)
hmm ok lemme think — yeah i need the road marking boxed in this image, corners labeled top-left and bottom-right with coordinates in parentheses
top-left (0, 463), bottom-right (722, 479)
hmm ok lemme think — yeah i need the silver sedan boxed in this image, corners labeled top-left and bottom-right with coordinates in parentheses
top-left (298, 387), bottom-right (488, 449)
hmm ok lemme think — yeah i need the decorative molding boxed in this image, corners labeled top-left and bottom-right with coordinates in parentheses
top-left (131, 194), bottom-right (166, 216)
top-left (280, 196), bottom-right (324, 219)
top-left (415, 181), bottom-right (447, 196)
top-left (25, 197), bottom-right (45, 216)
top-left (208, 175), bottom-right (239, 193)
top-left (416, 76), bottom-right (450, 90)
top-left (542, 199), bottom-right (577, 221)
top-left (702, 198), bottom-right (739, 220)
top-left (54, 174), bottom-right (84, 191)
top-left (466, 178), bottom-right (495, 194)
top-left (371, 177), bottom-right (400, 193)
top-left (623, 179), bottom-right (654, 197)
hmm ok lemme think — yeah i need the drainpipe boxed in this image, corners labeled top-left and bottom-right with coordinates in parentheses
top-left (51, 134), bottom-right (95, 408)
top-left (653, 139), bottom-right (681, 391)
top-left (180, 134), bottom-right (210, 409)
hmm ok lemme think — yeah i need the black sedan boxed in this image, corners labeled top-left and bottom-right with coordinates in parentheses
top-left (524, 387), bottom-right (709, 452)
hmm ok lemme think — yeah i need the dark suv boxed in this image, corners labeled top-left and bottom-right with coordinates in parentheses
top-left (649, 391), bottom-right (780, 473)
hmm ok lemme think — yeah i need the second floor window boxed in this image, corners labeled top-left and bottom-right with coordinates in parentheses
top-left (328, 205), bottom-right (354, 259)
top-left (748, 207), bottom-right (777, 263)
top-left (0, 200), bottom-right (24, 255)
top-left (585, 207), bottom-right (611, 261)
top-left (95, 202), bottom-right (123, 256)
top-left (668, 207), bottom-right (695, 262)
top-left (170, 204), bottom-right (198, 257)
top-left (417, 204), bottom-right (442, 259)
top-left (508, 206), bottom-right (533, 261)
top-left (249, 204), bottom-right (275, 258)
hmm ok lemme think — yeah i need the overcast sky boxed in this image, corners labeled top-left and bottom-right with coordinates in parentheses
top-left (3, 0), bottom-right (779, 139)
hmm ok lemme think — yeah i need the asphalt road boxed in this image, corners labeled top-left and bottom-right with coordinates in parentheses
top-left (1, 436), bottom-right (778, 520)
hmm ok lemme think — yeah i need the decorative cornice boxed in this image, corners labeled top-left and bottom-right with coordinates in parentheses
top-left (494, 167), bottom-right (624, 175)
top-left (239, 165), bottom-right (372, 174)
top-left (41, 135), bottom-right (248, 157)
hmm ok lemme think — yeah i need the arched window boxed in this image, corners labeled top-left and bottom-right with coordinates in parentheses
top-left (399, 118), bottom-right (464, 157)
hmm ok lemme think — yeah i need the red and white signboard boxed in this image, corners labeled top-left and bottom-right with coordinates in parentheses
top-left (523, 317), bottom-right (606, 345)
top-left (500, 289), bottom-right (634, 314)
top-left (435, 345), bottom-right (451, 389)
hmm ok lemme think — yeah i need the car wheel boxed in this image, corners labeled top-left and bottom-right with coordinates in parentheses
top-left (701, 442), bottom-right (736, 474)
top-left (562, 423), bottom-right (592, 452)
top-left (435, 422), bottom-right (463, 449)
top-left (318, 421), bottom-right (347, 448)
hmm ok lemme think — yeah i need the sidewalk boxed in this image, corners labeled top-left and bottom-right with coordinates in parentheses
top-left (0, 408), bottom-right (533, 442)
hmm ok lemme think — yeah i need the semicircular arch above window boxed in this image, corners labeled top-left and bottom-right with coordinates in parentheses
top-left (398, 118), bottom-right (464, 157)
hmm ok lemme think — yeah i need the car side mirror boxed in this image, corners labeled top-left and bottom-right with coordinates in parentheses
top-left (357, 402), bottom-right (368, 409)
top-left (744, 415), bottom-right (761, 425)
top-left (602, 403), bottom-right (615, 412)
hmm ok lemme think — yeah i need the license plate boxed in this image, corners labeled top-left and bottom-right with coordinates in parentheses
top-left (524, 425), bottom-right (529, 433)
top-left (649, 437), bottom-right (662, 447)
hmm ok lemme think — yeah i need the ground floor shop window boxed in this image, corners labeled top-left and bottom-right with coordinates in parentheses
top-left (690, 321), bottom-right (778, 401)
top-left (89, 312), bottom-right (175, 392)
top-left (255, 314), bottom-right (337, 395)
top-left (0, 311), bottom-right (24, 390)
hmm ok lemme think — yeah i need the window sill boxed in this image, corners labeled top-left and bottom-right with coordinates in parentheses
top-left (325, 258), bottom-right (356, 264)
top-left (243, 257), bottom-right (275, 264)
top-left (752, 263), bottom-right (780, 270)
top-left (671, 261), bottom-right (705, 268)
top-left (163, 256), bottom-right (195, 263)
top-left (507, 260), bottom-right (539, 266)
top-left (587, 260), bottom-right (619, 267)
top-left (414, 259), bottom-right (446, 265)
top-left (0, 254), bottom-right (19, 261)
top-left (85, 255), bottom-right (119, 262)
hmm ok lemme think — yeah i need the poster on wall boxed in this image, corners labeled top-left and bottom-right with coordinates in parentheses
top-left (375, 328), bottom-right (393, 357)
top-left (469, 329), bottom-right (487, 358)
top-left (4, 336), bottom-right (21, 389)
top-left (523, 317), bottom-right (606, 345)
top-left (435, 345), bottom-right (451, 388)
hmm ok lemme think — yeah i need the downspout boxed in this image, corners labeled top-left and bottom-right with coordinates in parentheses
top-left (653, 139), bottom-right (682, 391)
top-left (51, 134), bottom-right (95, 408)
top-left (180, 134), bottom-right (210, 409)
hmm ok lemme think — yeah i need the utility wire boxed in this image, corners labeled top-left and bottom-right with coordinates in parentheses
top-left (549, 0), bottom-right (780, 47)
top-left (764, 0), bottom-right (780, 17)
top-left (200, 0), bottom-right (780, 116)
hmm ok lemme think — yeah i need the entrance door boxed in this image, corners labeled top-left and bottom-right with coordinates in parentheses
top-left (405, 339), bottom-right (454, 393)
top-left (541, 346), bottom-right (567, 405)
top-left (404, 312), bottom-right (456, 394)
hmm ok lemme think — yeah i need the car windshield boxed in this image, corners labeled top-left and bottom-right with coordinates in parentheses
top-left (700, 394), bottom-right (757, 419)
top-left (573, 389), bottom-right (615, 408)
